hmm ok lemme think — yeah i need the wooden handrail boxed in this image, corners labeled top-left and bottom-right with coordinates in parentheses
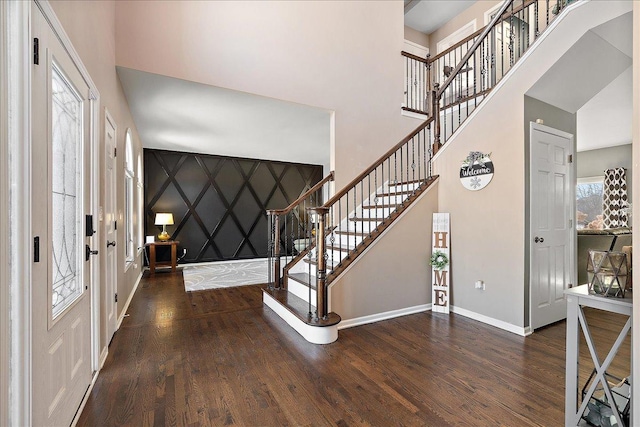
top-left (268, 171), bottom-right (334, 216)
top-left (428, 28), bottom-right (484, 63)
top-left (437, 0), bottom-right (515, 99)
top-left (323, 118), bottom-right (433, 208)
top-left (401, 51), bottom-right (429, 63)
top-left (428, 0), bottom-right (536, 64)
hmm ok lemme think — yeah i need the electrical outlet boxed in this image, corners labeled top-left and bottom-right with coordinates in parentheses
top-left (475, 280), bottom-right (485, 290)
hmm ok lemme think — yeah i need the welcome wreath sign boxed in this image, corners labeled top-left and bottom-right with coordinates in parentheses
top-left (460, 151), bottom-right (494, 191)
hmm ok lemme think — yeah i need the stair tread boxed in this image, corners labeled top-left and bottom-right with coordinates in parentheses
top-left (326, 244), bottom-right (356, 252)
top-left (303, 257), bottom-right (340, 268)
top-left (362, 204), bottom-right (401, 209)
top-left (334, 230), bottom-right (369, 236)
top-left (262, 288), bottom-right (340, 327)
top-left (378, 190), bottom-right (415, 197)
top-left (388, 178), bottom-right (424, 186)
top-left (288, 272), bottom-right (317, 289)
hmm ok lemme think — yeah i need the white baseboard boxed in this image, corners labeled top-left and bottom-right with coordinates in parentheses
top-left (116, 271), bottom-right (142, 330)
top-left (98, 346), bottom-right (108, 369)
top-left (263, 292), bottom-right (338, 344)
top-left (451, 305), bottom-right (531, 336)
top-left (338, 303), bottom-right (432, 330)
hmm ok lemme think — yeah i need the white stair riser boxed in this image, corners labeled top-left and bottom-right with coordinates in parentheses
top-left (335, 220), bottom-right (379, 233)
top-left (328, 233), bottom-right (364, 248)
top-left (387, 182), bottom-right (420, 192)
top-left (288, 278), bottom-right (317, 305)
top-left (357, 208), bottom-right (396, 218)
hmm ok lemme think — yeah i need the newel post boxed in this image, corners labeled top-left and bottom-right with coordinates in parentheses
top-left (312, 207), bottom-right (330, 321)
top-left (271, 213), bottom-right (281, 289)
top-left (432, 82), bottom-right (442, 155)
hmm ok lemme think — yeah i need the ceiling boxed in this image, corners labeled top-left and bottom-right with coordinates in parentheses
top-left (525, 12), bottom-right (632, 151)
top-left (117, 67), bottom-right (331, 168)
top-left (404, 0), bottom-right (476, 34)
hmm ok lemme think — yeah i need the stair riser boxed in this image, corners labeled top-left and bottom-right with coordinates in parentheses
top-left (356, 208), bottom-right (397, 218)
top-left (328, 233), bottom-right (364, 248)
top-left (335, 220), bottom-right (379, 234)
top-left (367, 195), bottom-right (407, 205)
top-left (288, 279), bottom-right (317, 305)
top-left (387, 182), bottom-right (421, 192)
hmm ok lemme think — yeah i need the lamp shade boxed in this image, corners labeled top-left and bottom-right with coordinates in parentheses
top-left (154, 213), bottom-right (174, 226)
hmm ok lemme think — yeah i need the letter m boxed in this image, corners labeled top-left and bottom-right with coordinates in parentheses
top-left (434, 270), bottom-right (448, 287)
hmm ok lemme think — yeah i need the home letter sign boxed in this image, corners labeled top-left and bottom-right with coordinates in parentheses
top-left (431, 213), bottom-right (450, 314)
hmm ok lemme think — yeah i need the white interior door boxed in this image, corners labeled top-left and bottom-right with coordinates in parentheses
top-left (104, 109), bottom-right (118, 343)
top-left (530, 123), bottom-right (575, 330)
top-left (31, 3), bottom-right (93, 425)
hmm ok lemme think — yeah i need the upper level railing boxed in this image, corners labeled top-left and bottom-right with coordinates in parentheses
top-left (267, 171), bottom-right (334, 289)
top-left (403, 0), bottom-right (575, 150)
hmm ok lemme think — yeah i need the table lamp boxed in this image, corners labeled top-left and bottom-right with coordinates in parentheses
top-left (155, 213), bottom-right (174, 241)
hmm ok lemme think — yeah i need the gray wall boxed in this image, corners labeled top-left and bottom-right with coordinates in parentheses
top-left (524, 95), bottom-right (577, 328)
top-left (577, 144), bottom-right (633, 203)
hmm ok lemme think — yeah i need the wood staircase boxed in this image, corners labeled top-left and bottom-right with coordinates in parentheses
top-left (265, 0), bottom-right (575, 344)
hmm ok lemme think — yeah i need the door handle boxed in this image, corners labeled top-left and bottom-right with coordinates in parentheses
top-left (107, 241), bottom-right (116, 248)
top-left (534, 237), bottom-right (544, 243)
top-left (85, 244), bottom-right (99, 261)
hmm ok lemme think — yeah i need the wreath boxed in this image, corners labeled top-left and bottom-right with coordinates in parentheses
top-left (429, 250), bottom-right (449, 270)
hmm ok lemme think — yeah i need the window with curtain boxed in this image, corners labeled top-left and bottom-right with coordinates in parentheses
top-left (124, 129), bottom-right (134, 266)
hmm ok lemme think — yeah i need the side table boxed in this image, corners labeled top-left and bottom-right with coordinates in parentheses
top-left (565, 285), bottom-right (632, 426)
top-left (145, 240), bottom-right (180, 276)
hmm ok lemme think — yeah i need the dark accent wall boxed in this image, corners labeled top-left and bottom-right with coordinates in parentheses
top-left (144, 149), bottom-right (323, 263)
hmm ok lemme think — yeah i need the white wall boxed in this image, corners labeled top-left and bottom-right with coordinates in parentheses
top-left (432, 1), bottom-right (631, 330)
top-left (114, 0), bottom-right (422, 191)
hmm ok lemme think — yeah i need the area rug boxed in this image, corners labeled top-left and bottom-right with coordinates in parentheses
top-left (182, 258), bottom-right (269, 292)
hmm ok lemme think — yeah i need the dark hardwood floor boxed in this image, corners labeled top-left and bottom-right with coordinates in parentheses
top-left (78, 272), bottom-right (631, 426)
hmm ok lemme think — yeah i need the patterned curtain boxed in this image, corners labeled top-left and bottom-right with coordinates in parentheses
top-left (602, 167), bottom-right (628, 228)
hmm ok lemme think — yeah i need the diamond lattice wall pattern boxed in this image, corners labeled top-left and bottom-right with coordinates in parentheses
top-left (145, 149), bottom-right (323, 263)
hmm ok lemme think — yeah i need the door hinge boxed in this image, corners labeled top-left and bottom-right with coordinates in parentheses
top-left (115, 293), bottom-right (118, 303)
top-left (114, 220), bottom-right (117, 230)
top-left (33, 38), bottom-right (39, 65)
top-left (568, 154), bottom-right (573, 163)
top-left (114, 148), bottom-right (117, 157)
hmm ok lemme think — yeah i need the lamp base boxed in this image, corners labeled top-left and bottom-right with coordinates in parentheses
top-left (157, 231), bottom-right (171, 241)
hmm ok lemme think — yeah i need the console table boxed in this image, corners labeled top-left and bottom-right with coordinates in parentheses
top-left (565, 285), bottom-right (632, 426)
top-left (145, 240), bottom-right (179, 276)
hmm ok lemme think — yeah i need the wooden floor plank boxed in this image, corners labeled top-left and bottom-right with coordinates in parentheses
top-left (77, 271), bottom-right (631, 426)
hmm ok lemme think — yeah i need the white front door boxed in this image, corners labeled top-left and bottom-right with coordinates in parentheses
top-left (104, 109), bottom-right (118, 344)
top-left (31, 3), bottom-right (93, 425)
top-left (530, 123), bottom-right (575, 330)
